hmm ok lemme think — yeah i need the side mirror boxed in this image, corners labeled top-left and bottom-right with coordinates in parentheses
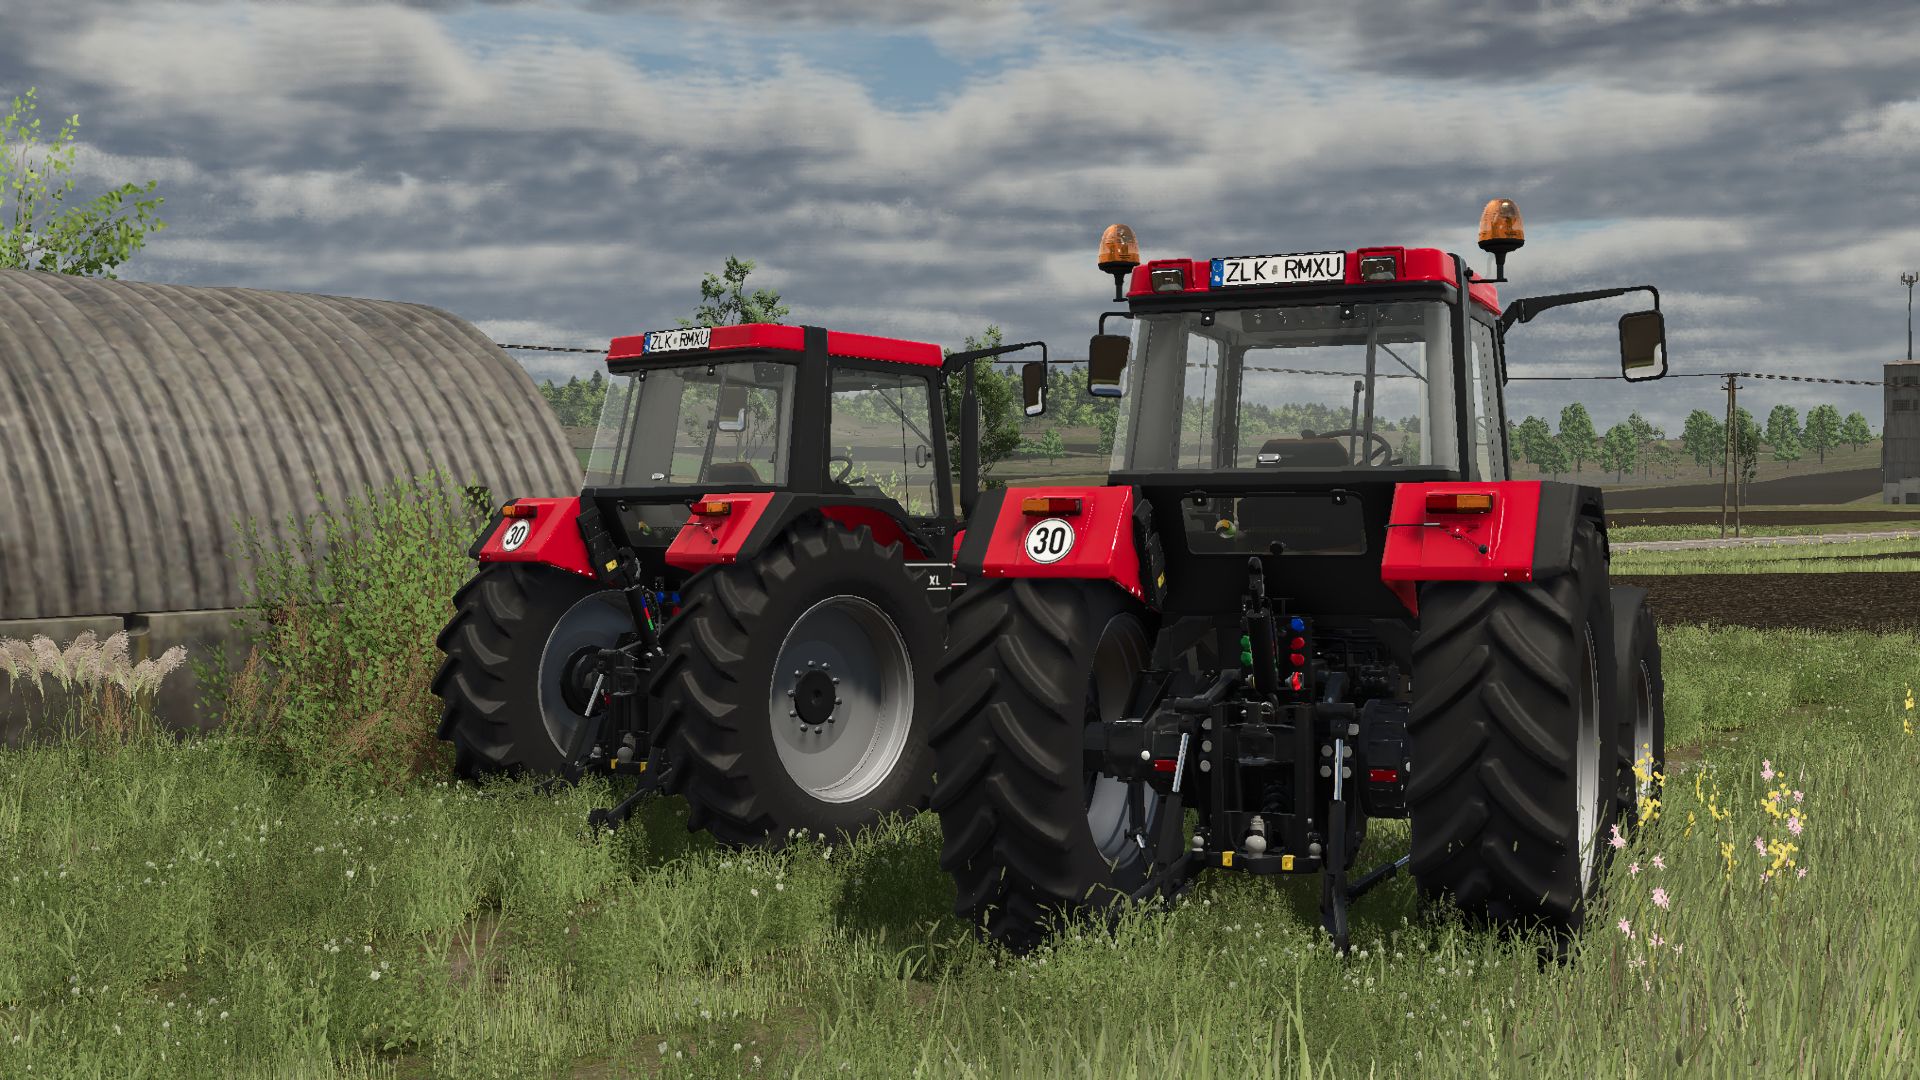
top-left (716, 384), bottom-right (749, 432)
top-left (1619, 310), bottom-right (1668, 382)
top-left (1088, 334), bottom-right (1130, 398)
top-left (1021, 361), bottom-right (1047, 417)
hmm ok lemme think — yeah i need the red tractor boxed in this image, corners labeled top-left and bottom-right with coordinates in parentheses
top-left (930, 201), bottom-right (1669, 952)
top-left (433, 323), bottom-right (1026, 845)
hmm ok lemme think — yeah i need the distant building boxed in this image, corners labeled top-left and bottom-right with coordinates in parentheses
top-left (1887, 360), bottom-right (1920, 503)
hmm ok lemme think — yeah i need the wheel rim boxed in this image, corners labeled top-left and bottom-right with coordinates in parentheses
top-left (535, 591), bottom-right (629, 764)
top-left (1575, 623), bottom-right (1603, 888)
top-left (1084, 616), bottom-right (1152, 869)
top-left (768, 595), bottom-right (915, 804)
top-left (1632, 660), bottom-right (1656, 804)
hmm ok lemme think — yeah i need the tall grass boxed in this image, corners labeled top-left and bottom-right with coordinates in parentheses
top-left (2, 625), bottom-right (1916, 1077)
top-left (0, 631), bottom-right (187, 748)
top-left (1611, 536), bottom-right (1920, 576)
top-left (210, 472), bottom-right (487, 785)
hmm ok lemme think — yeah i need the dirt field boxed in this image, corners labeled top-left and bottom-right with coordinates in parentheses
top-left (1601, 467), bottom-right (1883, 509)
top-left (1615, 571), bottom-right (1920, 632)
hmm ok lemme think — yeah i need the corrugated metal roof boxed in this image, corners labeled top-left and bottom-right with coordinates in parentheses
top-left (0, 269), bottom-right (580, 620)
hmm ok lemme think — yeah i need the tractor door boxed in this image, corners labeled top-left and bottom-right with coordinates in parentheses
top-left (826, 363), bottom-right (954, 558)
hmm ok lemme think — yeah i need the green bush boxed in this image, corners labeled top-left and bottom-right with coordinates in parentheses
top-left (219, 471), bottom-right (487, 785)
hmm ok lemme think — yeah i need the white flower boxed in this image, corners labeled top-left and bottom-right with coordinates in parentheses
top-left (345, 869), bottom-right (355, 880)
top-left (369, 970), bottom-right (382, 981)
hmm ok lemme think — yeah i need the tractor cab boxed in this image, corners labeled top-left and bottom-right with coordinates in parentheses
top-left (583, 323), bottom-right (954, 558)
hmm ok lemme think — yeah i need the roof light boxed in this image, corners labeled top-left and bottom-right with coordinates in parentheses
top-left (1150, 266), bottom-right (1186, 292)
top-left (1477, 197), bottom-right (1525, 281)
top-left (1358, 255), bottom-right (1397, 282)
top-left (1426, 492), bottom-right (1495, 514)
top-left (692, 499), bottom-right (733, 516)
top-left (1021, 496), bottom-right (1083, 515)
top-left (500, 503), bottom-right (539, 519)
top-left (1099, 224), bottom-right (1141, 302)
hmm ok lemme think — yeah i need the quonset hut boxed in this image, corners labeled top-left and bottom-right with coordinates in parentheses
top-left (0, 268), bottom-right (580, 742)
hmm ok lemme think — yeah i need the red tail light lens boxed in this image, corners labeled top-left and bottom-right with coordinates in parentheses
top-left (1425, 492), bottom-right (1495, 514)
top-left (1020, 496), bottom-right (1083, 515)
top-left (500, 503), bottom-right (539, 519)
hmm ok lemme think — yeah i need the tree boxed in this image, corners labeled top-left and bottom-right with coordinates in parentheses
top-left (1680, 409), bottom-right (1724, 474)
top-left (1514, 415), bottom-right (1555, 474)
top-left (1529, 424), bottom-right (1571, 478)
top-left (0, 87), bottom-right (167, 278)
top-left (1733, 407), bottom-right (1762, 497)
top-left (1765, 404), bottom-right (1802, 465)
top-left (1840, 411), bottom-right (1874, 451)
top-left (678, 256), bottom-right (790, 328)
top-left (1803, 403), bottom-right (1842, 464)
top-left (1646, 440), bottom-right (1682, 478)
top-left (942, 325), bottom-right (1024, 487)
top-left (1599, 422), bottom-right (1639, 481)
top-left (1096, 406), bottom-right (1120, 456)
top-left (1029, 428), bottom-right (1065, 466)
top-left (1557, 403), bottom-right (1596, 476)
top-left (1624, 411), bottom-right (1662, 478)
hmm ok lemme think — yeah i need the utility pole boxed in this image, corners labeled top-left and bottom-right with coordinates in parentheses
top-left (1721, 375), bottom-right (1736, 539)
top-left (1904, 272), bottom-right (1917, 362)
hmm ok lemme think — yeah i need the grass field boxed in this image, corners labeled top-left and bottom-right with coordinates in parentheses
top-left (4, 625), bottom-right (1918, 1078)
top-left (1610, 537), bottom-right (1920, 576)
top-left (1609, 522), bottom-right (1920, 543)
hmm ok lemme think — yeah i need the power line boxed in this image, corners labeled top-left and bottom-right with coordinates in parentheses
top-left (495, 342), bottom-right (605, 354)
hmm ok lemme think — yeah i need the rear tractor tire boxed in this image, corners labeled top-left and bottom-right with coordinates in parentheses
top-left (1407, 521), bottom-right (1619, 935)
top-left (929, 580), bottom-right (1164, 954)
top-left (432, 563), bottom-right (631, 781)
top-left (650, 519), bottom-right (940, 847)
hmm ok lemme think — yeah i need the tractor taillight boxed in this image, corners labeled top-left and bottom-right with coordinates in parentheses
top-left (501, 503), bottom-right (539, 519)
top-left (693, 500), bottom-right (732, 516)
top-left (1425, 492), bottom-right (1495, 514)
top-left (1021, 496), bottom-right (1083, 515)
top-left (1369, 767), bottom-right (1400, 784)
top-left (1151, 759), bottom-right (1178, 774)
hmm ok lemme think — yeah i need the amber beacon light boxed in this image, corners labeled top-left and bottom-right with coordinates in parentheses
top-left (1476, 198), bottom-right (1525, 282)
top-left (1098, 224), bottom-right (1141, 302)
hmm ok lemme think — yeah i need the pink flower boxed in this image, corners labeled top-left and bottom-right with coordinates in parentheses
top-left (1768, 790), bottom-right (1781, 802)
top-left (1797, 868), bottom-right (1807, 879)
top-left (1754, 835), bottom-right (1768, 855)
top-left (1672, 943), bottom-right (1683, 956)
top-left (1617, 918), bottom-right (1634, 939)
top-left (1649, 932), bottom-right (1665, 949)
top-left (1762, 870), bottom-right (1773, 882)
top-left (1651, 887), bottom-right (1671, 910)
top-left (1792, 790), bottom-right (1803, 804)
top-left (1651, 854), bottom-right (1666, 870)
top-left (1609, 823), bottom-right (1626, 850)
top-left (1787, 815), bottom-right (1803, 837)
top-left (1761, 760), bottom-right (1775, 781)
top-left (1629, 862), bottom-right (1641, 876)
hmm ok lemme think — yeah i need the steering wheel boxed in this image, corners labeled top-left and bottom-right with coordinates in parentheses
top-left (1313, 428), bottom-right (1399, 466)
top-left (828, 452), bottom-right (855, 483)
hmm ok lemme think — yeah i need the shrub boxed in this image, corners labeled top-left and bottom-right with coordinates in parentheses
top-left (219, 471), bottom-right (486, 785)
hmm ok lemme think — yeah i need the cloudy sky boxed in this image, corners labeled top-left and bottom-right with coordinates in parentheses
top-left (4, 0), bottom-right (1915, 434)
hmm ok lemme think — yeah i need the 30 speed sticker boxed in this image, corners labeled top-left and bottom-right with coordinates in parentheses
top-left (501, 519), bottom-right (531, 552)
top-left (1023, 518), bottom-right (1075, 564)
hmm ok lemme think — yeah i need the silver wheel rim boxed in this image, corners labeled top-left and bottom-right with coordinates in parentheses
top-left (1632, 660), bottom-right (1656, 803)
top-left (768, 595), bottom-right (915, 804)
top-left (1575, 624), bottom-right (1603, 888)
top-left (535, 590), bottom-right (629, 763)
top-left (1085, 618), bottom-right (1151, 869)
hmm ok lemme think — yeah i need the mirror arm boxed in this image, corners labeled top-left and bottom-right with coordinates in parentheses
top-left (943, 339), bottom-right (1051, 373)
top-left (1098, 310), bottom-right (1134, 336)
top-left (1498, 285), bottom-right (1661, 335)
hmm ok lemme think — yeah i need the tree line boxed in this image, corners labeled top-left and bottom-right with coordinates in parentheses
top-left (1509, 403), bottom-right (1876, 484)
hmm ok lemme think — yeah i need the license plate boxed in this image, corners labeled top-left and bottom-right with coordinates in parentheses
top-left (642, 327), bottom-right (711, 353)
top-left (1210, 251), bottom-right (1346, 288)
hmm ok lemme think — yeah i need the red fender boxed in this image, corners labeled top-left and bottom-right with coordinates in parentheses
top-left (953, 486), bottom-right (1146, 602)
top-left (1379, 480), bottom-right (1604, 615)
top-left (663, 491), bottom-right (781, 571)
top-left (475, 496), bottom-right (595, 578)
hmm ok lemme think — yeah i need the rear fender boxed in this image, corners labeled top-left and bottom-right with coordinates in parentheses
top-left (664, 493), bottom-right (930, 572)
top-left (954, 486), bottom-right (1149, 604)
top-left (1379, 480), bottom-right (1606, 615)
top-left (472, 496), bottom-right (596, 579)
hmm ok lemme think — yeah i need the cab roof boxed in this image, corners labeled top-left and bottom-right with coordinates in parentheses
top-left (1126, 246), bottom-right (1502, 316)
top-left (605, 323), bottom-right (944, 368)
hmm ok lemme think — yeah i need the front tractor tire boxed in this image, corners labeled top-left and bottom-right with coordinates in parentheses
top-left (650, 519), bottom-right (939, 848)
top-left (432, 563), bottom-right (630, 781)
top-left (929, 580), bottom-right (1162, 954)
top-left (1611, 586), bottom-right (1666, 827)
top-left (1408, 521), bottom-right (1619, 935)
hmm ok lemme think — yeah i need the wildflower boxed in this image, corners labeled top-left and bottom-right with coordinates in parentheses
top-left (750, 888), bottom-right (759, 898)
top-left (345, 868), bottom-right (355, 880)
top-left (1651, 887), bottom-right (1670, 910)
top-left (1651, 854), bottom-right (1665, 870)
top-left (1617, 918), bottom-right (1633, 939)
top-left (1797, 868), bottom-right (1807, 879)
top-left (1754, 835), bottom-right (1767, 855)
top-left (1673, 943), bottom-right (1683, 956)
top-left (1649, 932), bottom-right (1664, 949)
top-left (1787, 815), bottom-right (1803, 837)
top-left (1792, 790), bottom-right (1803, 804)
top-left (1609, 823), bottom-right (1626, 850)
top-left (369, 970), bottom-right (381, 980)
top-left (1761, 759), bottom-right (1774, 781)
top-left (1628, 956), bottom-right (1645, 970)
top-left (1629, 862), bottom-right (1641, 876)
